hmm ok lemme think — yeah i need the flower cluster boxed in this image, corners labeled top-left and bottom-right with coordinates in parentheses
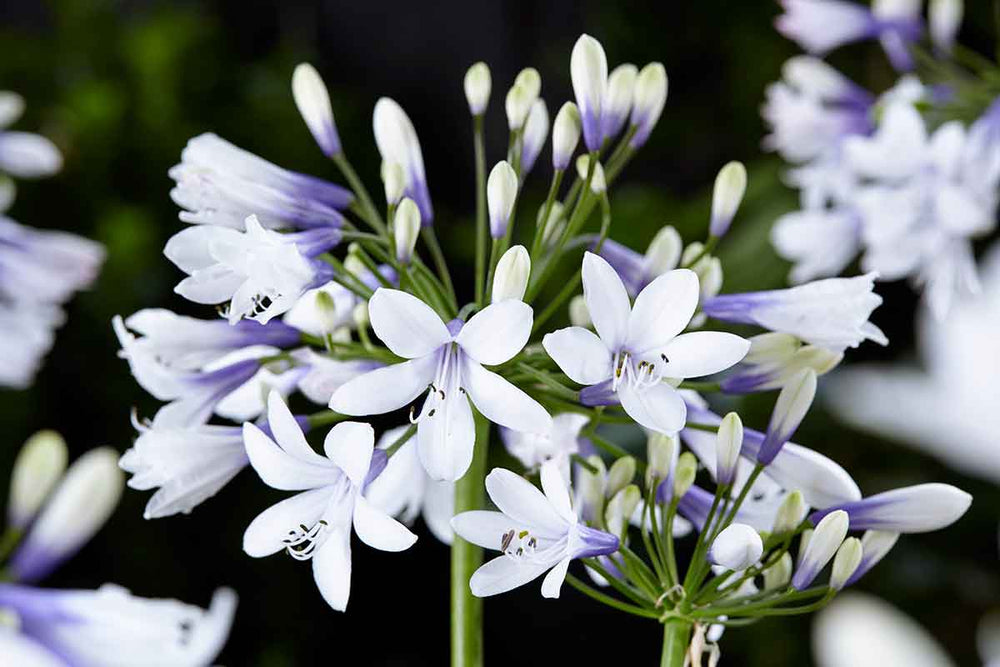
top-left (0, 431), bottom-right (235, 666)
top-left (0, 92), bottom-right (104, 388)
top-left (114, 33), bottom-right (971, 663)
top-left (766, 0), bottom-right (999, 316)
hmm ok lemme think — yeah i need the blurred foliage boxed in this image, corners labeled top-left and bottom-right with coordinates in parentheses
top-left (0, 0), bottom-right (995, 664)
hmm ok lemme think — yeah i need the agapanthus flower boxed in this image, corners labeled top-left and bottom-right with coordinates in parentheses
top-left (242, 392), bottom-right (417, 611)
top-left (451, 461), bottom-right (618, 598)
top-left (544, 252), bottom-right (749, 434)
top-left (330, 288), bottom-right (551, 481)
top-left (501, 412), bottom-right (590, 478)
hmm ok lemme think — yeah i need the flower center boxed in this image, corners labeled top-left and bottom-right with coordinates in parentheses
top-left (499, 529), bottom-right (564, 565)
top-left (410, 345), bottom-right (463, 424)
top-left (282, 519), bottom-right (329, 561)
top-left (611, 350), bottom-right (666, 392)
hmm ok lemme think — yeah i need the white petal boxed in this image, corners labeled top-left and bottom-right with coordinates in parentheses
top-left (417, 390), bottom-right (476, 482)
top-left (582, 252), bottom-right (631, 350)
top-left (626, 268), bottom-right (699, 355)
top-left (312, 529), bottom-right (352, 611)
top-left (242, 486), bottom-right (333, 557)
top-left (456, 300), bottom-right (533, 366)
top-left (265, 391), bottom-right (327, 464)
top-left (323, 422), bottom-right (375, 486)
top-left (540, 460), bottom-right (575, 521)
top-left (655, 332), bottom-right (750, 379)
top-left (462, 359), bottom-right (552, 434)
top-left (540, 556), bottom-right (572, 598)
top-left (422, 480), bottom-right (456, 544)
top-left (617, 381), bottom-right (686, 435)
top-left (368, 288), bottom-right (450, 359)
top-left (0, 131), bottom-right (62, 178)
top-left (329, 354), bottom-right (437, 415)
top-left (0, 631), bottom-right (65, 667)
top-left (352, 495), bottom-right (418, 552)
top-left (450, 510), bottom-right (518, 550)
top-left (163, 226), bottom-right (241, 273)
top-left (542, 326), bottom-right (613, 385)
top-left (469, 554), bottom-right (552, 597)
top-left (485, 468), bottom-right (567, 537)
top-left (243, 423), bottom-right (336, 491)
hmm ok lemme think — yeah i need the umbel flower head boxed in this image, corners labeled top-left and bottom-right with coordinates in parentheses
top-left (110, 30), bottom-right (971, 664)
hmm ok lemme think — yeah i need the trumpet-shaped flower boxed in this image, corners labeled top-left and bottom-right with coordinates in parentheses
top-left (810, 483), bottom-right (972, 533)
top-left (165, 214), bottom-right (338, 324)
top-left (543, 252), bottom-right (749, 434)
top-left (169, 133), bottom-right (350, 229)
top-left (451, 462), bottom-right (619, 598)
top-left (0, 583), bottom-right (236, 667)
top-left (242, 393), bottom-right (417, 611)
top-left (330, 288), bottom-right (551, 481)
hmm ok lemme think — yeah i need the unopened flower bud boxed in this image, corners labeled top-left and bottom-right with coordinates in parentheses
top-left (9, 447), bottom-right (123, 582)
top-left (568, 295), bottom-right (591, 328)
top-left (629, 62), bottom-right (668, 148)
top-left (930, 0), bottom-right (963, 54)
top-left (393, 197), bottom-right (421, 264)
top-left (715, 412), bottom-right (743, 486)
top-left (673, 451), bottom-right (697, 498)
top-left (845, 530), bottom-right (899, 587)
top-left (792, 509), bottom-right (849, 590)
top-left (643, 226), bottom-right (682, 278)
top-left (711, 523), bottom-right (763, 571)
top-left (487, 161), bottom-right (519, 239)
top-left (382, 161), bottom-right (406, 206)
top-left (709, 161), bottom-right (747, 238)
top-left (314, 290), bottom-right (340, 335)
top-left (758, 368), bottom-right (817, 465)
top-left (797, 529), bottom-right (813, 567)
top-left (606, 456), bottom-right (636, 499)
top-left (292, 63), bottom-right (341, 157)
top-left (700, 257), bottom-right (723, 300)
top-left (576, 455), bottom-right (607, 524)
top-left (505, 68), bottom-right (541, 130)
top-left (8, 431), bottom-right (67, 530)
top-left (764, 552), bottom-right (793, 591)
top-left (600, 64), bottom-right (638, 142)
top-left (352, 302), bottom-right (369, 329)
top-left (492, 245), bottom-right (530, 303)
top-left (552, 102), bottom-right (581, 170)
top-left (342, 255), bottom-right (366, 278)
top-left (570, 34), bottom-right (608, 151)
top-left (521, 100), bottom-right (549, 176)
top-left (464, 62), bottom-right (492, 116)
top-left (605, 484), bottom-right (641, 537)
top-left (538, 201), bottom-right (565, 248)
top-left (645, 432), bottom-right (677, 487)
top-left (772, 490), bottom-right (807, 536)
top-left (829, 537), bottom-right (863, 590)
top-left (575, 154), bottom-right (606, 194)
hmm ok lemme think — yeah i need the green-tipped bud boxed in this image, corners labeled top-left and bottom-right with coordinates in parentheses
top-left (645, 432), bottom-right (677, 487)
top-left (764, 552), bottom-right (793, 591)
top-left (464, 62), bottom-right (492, 116)
top-left (715, 412), bottom-right (743, 486)
top-left (575, 154), bottom-right (606, 194)
top-left (492, 245), bottom-right (530, 303)
top-left (352, 302), bottom-right (369, 329)
top-left (552, 102), bottom-right (581, 170)
top-left (772, 490), bottom-right (807, 536)
top-left (505, 67), bottom-right (541, 130)
top-left (8, 431), bottom-right (68, 529)
top-left (797, 528), bottom-right (814, 567)
top-left (568, 295), bottom-right (591, 328)
top-left (342, 255), bottom-right (366, 278)
top-left (643, 225), bottom-right (682, 278)
top-left (673, 452), bottom-right (697, 498)
top-left (709, 161), bottom-right (747, 238)
top-left (830, 536), bottom-right (863, 590)
top-left (314, 290), bottom-right (340, 335)
top-left (393, 197), bottom-right (421, 264)
top-left (538, 201), bottom-right (566, 249)
top-left (606, 456), bottom-right (636, 499)
top-left (605, 484), bottom-right (641, 538)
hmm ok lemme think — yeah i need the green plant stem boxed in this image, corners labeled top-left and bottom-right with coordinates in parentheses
top-left (422, 227), bottom-right (457, 307)
top-left (332, 152), bottom-right (386, 235)
top-left (306, 410), bottom-right (351, 429)
top-left (660, 619), bottom-right (692, 667)
top-left (0, 528), bottom-right (22, 563)
top-left (565, 574), bottom-right (661, 619)
top-left (451, 410), bottom-right (489, 667)
top-left (529, 169), bottom-right (565, 264)
top-left (473, 115), bottom-right (488, 307)
top-left (483, 238), bottom-right (502, 303)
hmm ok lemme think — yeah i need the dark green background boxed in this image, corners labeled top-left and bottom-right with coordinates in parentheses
top-left (0, 1), bottom-right (996, 663)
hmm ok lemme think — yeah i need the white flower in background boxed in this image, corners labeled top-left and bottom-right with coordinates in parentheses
top-left (169, 133), bottom-right (351, 229)
top-left (451, 462), bottom-right (619, 598)
top-left (544, 252), bottom-right (748, 434)
top-left (7, 431), bottom-right (67, 531)
top-left (596, 224), bottom-right (682, 296)
top-left (364, 426), bottom-right (455, 544)
top-left (0, 584), bottom-right (237, 667)
top-left (164, 214), bottom-right (339, 324)
top-left (501, 412), bottom-right (590, 477)
top-left (293, 348), bottom-right (382, 405)
top-left (7, 447), bottom-right (123, 583)
top-left (826, 242), bottom-right (1000, 483)
top-left (330, 289), bottom-right (551, 481)
top-left (242, 393), bottom-right (417, 611)
top-left (0, 91), bottom-right (61, 205)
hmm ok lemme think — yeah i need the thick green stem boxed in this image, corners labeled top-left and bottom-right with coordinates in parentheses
top-left (660, 619), bottom-right (692, 667)
top-left (451, 411), bottom-right (489, 667)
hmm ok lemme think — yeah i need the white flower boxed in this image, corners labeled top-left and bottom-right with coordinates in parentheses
top-left (364, 426), bottom-right (455, 544)
top-left (293, 348), bottom-right (382, 405)
top-left (242, 392), bottom-right (417, 611)
top-left (330, 288), bottom-right (551, 481)
top-left (543, 252), bottom-right (749, 434)
top-left (0, 584), bottom-right (237, 667)
top-left (165, 214), bottom-right (335, 324)
top-left (710, 523), bottom-right (763, 571)
top-left (373, 98), bottom-right (432, 224)
top-left (451, 461), bottom-right (619, 598)
top-left (501, 412), bottom-right (590, 478)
